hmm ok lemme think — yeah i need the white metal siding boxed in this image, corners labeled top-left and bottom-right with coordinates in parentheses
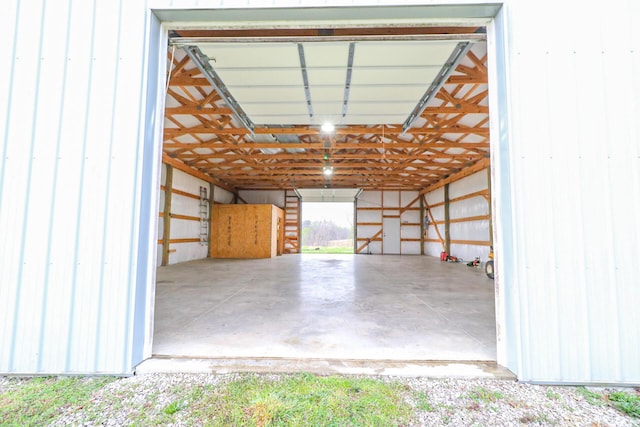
top-left (0, 0), bottom-right (158, 374)
top-left (490, 1), bottom-right (640, 383)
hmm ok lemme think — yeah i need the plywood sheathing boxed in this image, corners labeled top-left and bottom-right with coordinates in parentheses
top-left (210, 204), bottom-right (283, 258)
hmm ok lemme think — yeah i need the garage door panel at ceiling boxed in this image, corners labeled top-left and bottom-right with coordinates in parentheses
top-left (252, 115), bottom-right (311, 124)
top-left (230, 87), bottom-right (308, 103)
top-left (304, 43), bottom-right (350, 67)
top-left (351, 68), bottom-right (441, 85)
top-left (353, 41), bottom-right (458, 66)
top-left (200, 43), bottom-right (299, 68)
top-left (240, 102), bottom-right (308, 116)
top-left (221, 69), bottom-right (304, 86)
top-left (193, 39), bottom-right (465, 126)
top-left (307, 69), bottom-right (347, 86)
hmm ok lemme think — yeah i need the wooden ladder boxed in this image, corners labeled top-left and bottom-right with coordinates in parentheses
top-left (284, 190), bottom-right (301, 254)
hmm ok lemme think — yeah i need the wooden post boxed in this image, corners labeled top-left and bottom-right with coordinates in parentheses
top-left (353, 199), bottom-right (358, 254)
top-left (162, 164), bottom-right (173, 266)
top-left (444, 183), bottom-right (451, 255)
top-left (419, 195), bottom-right (425, 255)
top-left (487, 168), bottom-right (493, 248)
top-left (208, 183), bottom-right (215, 257)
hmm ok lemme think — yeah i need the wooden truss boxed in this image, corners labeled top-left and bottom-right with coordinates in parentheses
top-left (162, 32), bottom-right (490, 192)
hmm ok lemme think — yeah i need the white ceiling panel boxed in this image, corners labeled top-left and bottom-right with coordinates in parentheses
top-left (216, 69), bottom-right (304, 86)
top-left (251, 115), bottom-right (311, 124)
top-left (200, 43), bottom-right (300, 68)
top-left (229, 86), bottom-right (307, 103)
top-left (192, 39), bottom-right (460, 126)
top-left (351, 67), bottom-right (441, 85)
top-left (349, 86), bottom-right (424, 103)
top-left (312, 102), bottom-right (343, 116)
top-left (306, 69), bottom-right (347, 85)
top-left (309, 86), bottom-right (344, 102)
top-left (241, 103), bottom-right (310, 115)
top-left (303, 43), bottom-right (351, 67)
top-left (353, 41), bottom-right (459, 67)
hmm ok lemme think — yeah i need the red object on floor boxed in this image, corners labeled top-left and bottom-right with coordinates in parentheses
top-left (440, 251), bottom-right (448, 261)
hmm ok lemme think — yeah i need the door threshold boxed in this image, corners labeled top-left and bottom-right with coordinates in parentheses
top-left (136, 355), bottom-right (515, 379)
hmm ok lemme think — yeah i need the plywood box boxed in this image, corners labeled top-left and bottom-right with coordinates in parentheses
top-left (210, 204), bottom-right (284, 259)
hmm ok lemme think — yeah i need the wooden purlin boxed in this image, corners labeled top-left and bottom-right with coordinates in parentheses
top-left (283, 190), bottom-right (301, 253)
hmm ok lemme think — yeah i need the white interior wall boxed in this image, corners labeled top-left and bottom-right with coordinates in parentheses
top-left (425, 187), bottom-right (445, 256)
top-left (238, 190), bottom-right (285, 207)
top-left (356, 190), bottom-right (382, 253)
top-left (449, 171), bottom-right (491, 262)
top-left (213, 186), bottom-right (235, 204)
top-left (423, 170), bottom-right (490, 261)
top-left (356, 190), bottom-right (421, 254)
top-left (400, 191), bottom-right (421, 255)
top-left (157, 165), bottom-right (236, 265)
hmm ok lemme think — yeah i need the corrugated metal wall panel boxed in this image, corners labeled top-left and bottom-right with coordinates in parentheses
top-left (0, 0), bottom-right (155, 374)
top-left (494, 0), bottom-right (640, 383)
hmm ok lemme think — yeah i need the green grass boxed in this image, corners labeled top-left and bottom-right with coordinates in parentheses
top-left (576, 386), bottom-right (604, 406)
top-left (301, 246), bottom-right (353, 254)
top-left (576, 387), bottom-right (640, 418)
top-left (163, 399), bottom-right (186, 415)
top-left (546, 389), bottom-right (561, 400)
top-left (0, 376), bottom-right (115, 426)
top-left (608, 391), bottom-right (640, 418)
top-left (466, 386), bottom-right (504, 403)
top-left (415, 391), bottom-right (434, 412)
top-left (187, 373), bottom-right (411, 426)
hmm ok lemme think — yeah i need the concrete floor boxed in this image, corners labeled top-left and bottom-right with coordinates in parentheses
top-left (153, 254), bottom-right (496, 362)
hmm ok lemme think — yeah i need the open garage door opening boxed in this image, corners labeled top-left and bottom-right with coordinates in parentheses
top-left (299, 188), bottom-right (356, 254)
top-left (301, 202), bottom-right (354, 254)
top-left (150, 11), bottom-right (499, 370)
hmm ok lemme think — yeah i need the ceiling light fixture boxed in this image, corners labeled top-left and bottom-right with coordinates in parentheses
top-left (321, 122), bottom-right (335, 133)
top-left (323, 164), bottom-right (334, 176)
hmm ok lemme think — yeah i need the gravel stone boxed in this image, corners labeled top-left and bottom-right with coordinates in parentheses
top-left (3, 374), bottom-right (638, 426)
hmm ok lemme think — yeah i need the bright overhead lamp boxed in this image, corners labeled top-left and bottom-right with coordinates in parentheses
top-left (321, 122), bottom-right (335, 133)
top-left (322, 164), bottom-right (334, 176)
